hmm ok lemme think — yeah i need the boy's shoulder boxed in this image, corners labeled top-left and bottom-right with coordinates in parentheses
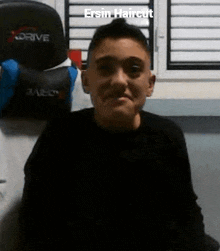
top-left (141, 110), bottom-right (184, 140)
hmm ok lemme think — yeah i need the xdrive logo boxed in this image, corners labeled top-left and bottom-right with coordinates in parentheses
top-left (8, 26), bottom-right (50, 43)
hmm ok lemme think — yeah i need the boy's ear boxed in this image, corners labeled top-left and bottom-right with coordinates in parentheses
top-left (146, 74), bottom-right (156, 97)
top-left (81, 70), bottom-right (90, 94)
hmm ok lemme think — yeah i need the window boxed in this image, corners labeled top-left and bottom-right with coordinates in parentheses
top-left (65, 0), bottom-right (154, 70)
top-left (167, 0), bottom-right (220, 70)
top-left (157, 0), bottom-right (220, 79)
top-left (63, 0), bottom-right (220, 80)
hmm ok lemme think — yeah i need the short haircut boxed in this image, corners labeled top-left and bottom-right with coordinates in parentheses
top-left (87, 18), bottom-right (150, 67)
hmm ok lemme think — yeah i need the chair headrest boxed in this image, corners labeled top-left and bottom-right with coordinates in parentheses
top-left (0, 0), bottom-right (67, 70)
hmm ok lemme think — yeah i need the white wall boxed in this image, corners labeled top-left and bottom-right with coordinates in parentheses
top-left (168, 117), bottom-right (220, 243)
top-left (186, 133), bottom-right (220, 242)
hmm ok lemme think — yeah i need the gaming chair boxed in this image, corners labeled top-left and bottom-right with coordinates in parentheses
top-left (0, 0), bottom-right (77, 119)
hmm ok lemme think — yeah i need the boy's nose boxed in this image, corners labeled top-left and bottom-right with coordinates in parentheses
top-left (110, 68), bottom-right (128, 89)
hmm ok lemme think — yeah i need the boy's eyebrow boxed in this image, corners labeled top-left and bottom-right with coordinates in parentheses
top-left (95, 56), bottom-right (145, 65)
top-left (95, 56), bottom-right (115, 64)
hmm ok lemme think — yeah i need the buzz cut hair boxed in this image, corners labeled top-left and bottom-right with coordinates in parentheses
top-left (86, 18), bottom-right (150, 67)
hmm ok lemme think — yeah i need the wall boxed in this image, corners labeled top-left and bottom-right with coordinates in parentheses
top-left (169, 117), bottom-right (220, 243)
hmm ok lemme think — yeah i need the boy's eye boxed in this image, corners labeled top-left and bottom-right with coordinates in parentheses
top-left (124, 63), bottom-right (142, 78)
top-left (98, 64), bottom-right (108, 71)
top-left (97, 63), bottom-right (115, 76)
top-left (130, 64), bottom-right (141, 73)
top-left (123, 58), bottom-right (144, 78)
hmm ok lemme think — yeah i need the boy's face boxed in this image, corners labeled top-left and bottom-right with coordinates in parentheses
top-left (82, 37), bottom-right (155, 129)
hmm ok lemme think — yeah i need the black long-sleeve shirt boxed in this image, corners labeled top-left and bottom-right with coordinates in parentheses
top-left (19, 108), bottom-right (207, 250)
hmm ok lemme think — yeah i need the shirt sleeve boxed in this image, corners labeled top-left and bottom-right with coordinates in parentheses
top-left (18, 118), bottom-right (72, 250)
top-left (163, 121), bottom-right (207, 251)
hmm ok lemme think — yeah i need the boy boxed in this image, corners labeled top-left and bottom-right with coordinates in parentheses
top-left (19, 18), bottom-right (210, 250)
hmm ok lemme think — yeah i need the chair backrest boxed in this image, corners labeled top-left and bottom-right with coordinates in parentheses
top-left (0, 0), bottom-right (67, 70)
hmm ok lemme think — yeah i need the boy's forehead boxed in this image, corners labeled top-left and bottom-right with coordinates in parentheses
top-left (89, 37), bottom-right (150, 65)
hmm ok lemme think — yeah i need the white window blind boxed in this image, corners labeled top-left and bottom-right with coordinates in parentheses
top-left (168, 0), bottom-right (220, 70)
top-left (65, 0), bottom-right (154, 69)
